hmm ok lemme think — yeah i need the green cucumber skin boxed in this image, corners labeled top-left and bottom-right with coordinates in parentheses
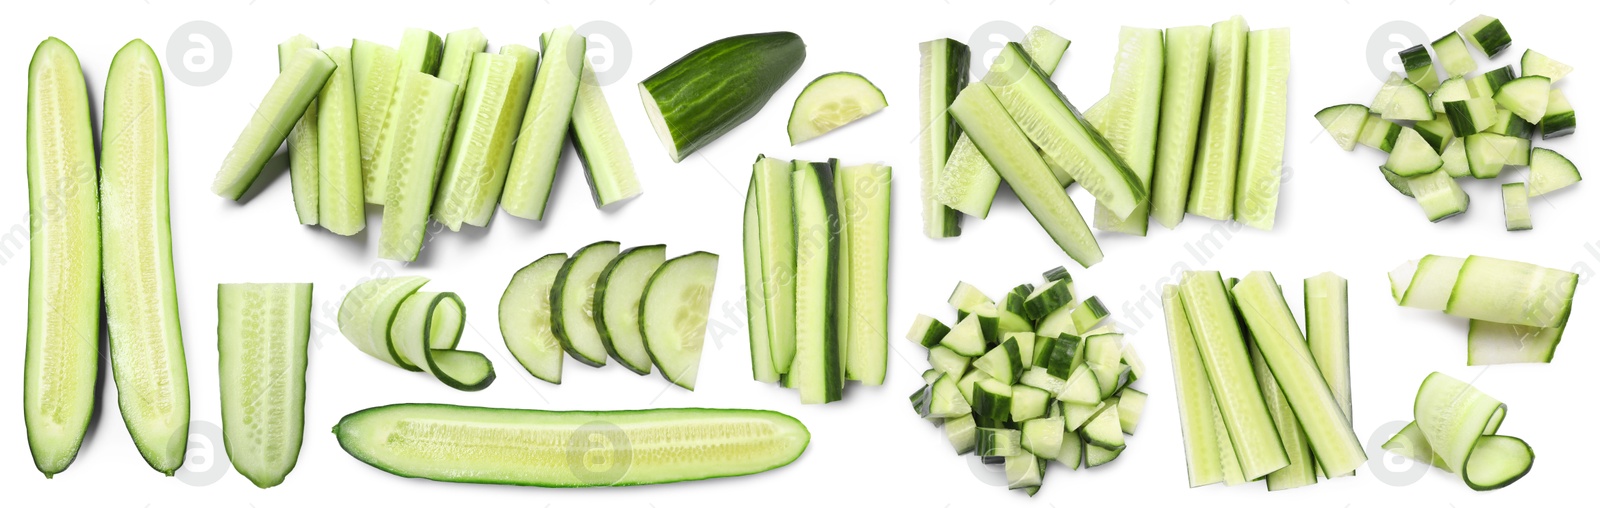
top-left (218, 283), bottom-right (312, 488)
top-left (333, 404), bottom-right (809, 487)
top-left (792, 163), bottom-right (844, 403)
top-left (550, 241), bottom-right (621, 367)
top-left (639, 32), bottom-right (805, 162)
top-left (278, 36), bottom-right (320, 226)
top-left (1187, 16), bottom-right (1249, 220)
top-left (25, 37), bottom-right (101, 478)
top-left (594, 245), bottom-right (668, 375)
top-left (921, 38), bottom-right (967, 238)
top-left (102, 39), bottom-right (191, 475)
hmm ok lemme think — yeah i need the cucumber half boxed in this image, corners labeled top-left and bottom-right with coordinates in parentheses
top-left (787, 72), bottom-right (887, 145)
top-left (333, 404), bottom-right (808, 487)
top-left (641, 252), bottom-right (719, 390)
top-left (500, 254), bottom-right (569, 384)
top-left (218, 283), bottom-right (312, 488)
top-left (595, 245), bottom-right (668, 375)
top-left (552, 241), bottom-right (621, 367)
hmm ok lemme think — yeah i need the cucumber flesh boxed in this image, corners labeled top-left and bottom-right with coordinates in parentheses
top-left (1151, 25), bottom-right (1213, 228)
top-left (390, 292), bottom-right (493, 391)
top-left (1527, 148), bottom-right (1580, 196)
top-left (1431, 32), bottom-right (1477, 78)
top-left (1540, 88), bottom-right (1575, 139)
top-left (572, 58), bottom-right (642, 208)
top-left (1086, 27), bottom-right (1164, 236)
top-left (1384, 127), bottom-right (1443, 177)
top-left (1400, 255), bottom-right (1466, 311)
top-left (376, 72), bottom-right (457, 261)
top-left (433, 53), bottom-right (521, 231)
top-left (278, 35), bottom-right (320, 225)
top-left (1521, 49), bottom-right (1572, 83)
top-left (218, 283), bottom-right (312, 488)
top-left (362, 29), bottom-right (443, 205)
top-left (596, 245), bottom-right (667, 375)
top-left (1493, 76), bottom-right (1551, 123)
top-left (791, 162), bottom-right (843, 402)
top-left (1188, 15), bottom-right (1249, 220)
top-left (317, 47), bottom-right (366, 236)
top-left (435, 28), bottom-right (488, 145)
top-left (743, 184), bottom-right (778, 382)
top-left (1233, 28), bottom-right (1291, 230)
top-left (1304, 272), bottom-right (1353, 477)
top-left (1163, 286), bottom-right (1226, 487)
top-left (213, 48), bottom-right (334, 199)
top-left (640, 252), bottom-right (720, 390)
top-left (788, 72), bottom-right (887, 144)
top-left (1411, 372), bottom-right (1533, 490)
top-left (1444, 255), bottom-right (1576, 328)
top-left (1357, 113), bottom-right (1402, 151)
top-left (752, 157), bottom-right (798, 373)
top-left (918, 38), bottom-right (968, 238)
top-left (25, 37), bottom-right (101, 478)
top-left (1373, 73), bottom-right (1434, 121)
top-left (102, 39), bottom-right (191, 475)
top-left (502, 27), bottom-right (584, 220)
top-left (1249, 338), bottom-right (1316, 491)
top-left (1431, 77), bottom-right (1470, 113)
top-left (1177, 271), bottom-right (1288, 480)
top-left (499, 254), bottom-right (568, 384)
top-left (1407, 169), bottom-right (1470, 222)
top-left (551, 241), bottom-right (622, 367)
top-left (837, 164), bottom-right (891, 385)
top-left (1314, 104), bottom-right (1368, 152)
top-left (338, 276), bottom-right (430, 369)
top-left (1502, 182), bottom-right (1532, 231)
top-left (639, 32), bottom-right (806, 162)
top-left (351, 40), bottom-right (400, 203)
top-left (1459, 15), bottom-right (1512, 58)
top-left (465, 45), bottom-right (541, 227)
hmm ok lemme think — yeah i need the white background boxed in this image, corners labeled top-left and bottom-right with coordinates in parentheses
top-left (3, 0), bottom-right (1594, 506)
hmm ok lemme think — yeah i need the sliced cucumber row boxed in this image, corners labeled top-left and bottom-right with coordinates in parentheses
top-left (1390, 255), bottom-right (1576, 364)
top-left (338, 277), bottom-right (494, 390)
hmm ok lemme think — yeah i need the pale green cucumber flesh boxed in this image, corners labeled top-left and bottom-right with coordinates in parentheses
top-left (787, 72), bottom-right (887, 144)
top-left (1177, 271), bottom-right (1288, 480)
top-left (918, 38), bottom-right (967, 238)
top-left (1304, 273), bottom-right (1354, 477)
top-left (502, 27), bottom-right (584, 220)
top-left (596, 245), bottom-right (668, 375)
top-left (278, 35), bottom-right (320, 225)
top-left (465, 45), bottom-right (540, 227)
top-left (1086, 27), bottom-right (1163, 236)
top-left (791, 162), bottom-right (843, 403)
top-left (1502, 182), bottom-right (1532, 231)
top-left (1162, 285), bottom-right (1227, 487)
top-left (499, 254), bottom-right (568, 384)
top-left (218, 283), bottom-right (312, 488)
top-left (640, 252), bottom-right (720, 390)
top-left (1187, 16), bottom-right (1249, 220)
top-left (434, 52), bottom-right (520, 231)
top-left (1249, 338), bottom-right (1316, 491)
top-left (435, 27), bottom-right (488, 145)
top-left (317, 46), bottom-right (366, 236)
top-left (338, 276), bottom-right (430, 369)
top-left (390, 291), bottom-right (492, 391)
top-left (1466, 319), bottom-right (1563, 365)
top-left (752, 157), bottom-right (798, 373)
top-left (377, 73), bottom-right (457, 261)
top-left (743, 180), bottom-right (778, 382)
top-left (1444, 255), bottom-right (1576, 328)
top-left (1152, 25), bottom-right (1212, 228)
top-left (213, 48), bottom-right (334, 199)
top-left (366, 29), bottom-right (443, 206)
top-left (551, 241), bottom-right (621, 367)
top-left (1233, 28), bottom-right (1291, 230)
top-left (352, 40), bottom-right (400, 203)
top-left (837, 164), bottom-right (890, 385)
top-left (572, 58), bottom-right (642, 207)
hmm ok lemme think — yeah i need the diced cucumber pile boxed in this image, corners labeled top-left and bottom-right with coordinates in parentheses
top-left (1390, 255), bottom-right (1576, 365)
top-left (1162, 271), bottom-right (1362, 491)
top-left (1381, 373), bottom-right (1535, 491)
top-left (1316, 15), bottom-right (1580, 229)
top-left (742, 158), bottom-right (891, 402)
top-left (210, 28), bottom-right (641, 258)
top-left (906, 268), bottom-right (1148, 495)
top-left (337, 277), bottom-right (495, 390)
top-left (497, 242), bottom-right (718, 389)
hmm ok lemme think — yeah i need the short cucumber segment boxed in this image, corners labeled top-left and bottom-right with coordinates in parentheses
top-left (502, 27), bottom-right (584, 221)
top-left (278, 35), bottom-right (320, 225)
top-left (1501, 182), bottom-right (1532, 231)
top-left (500, 254), bottom-right (568, 384)
top-left (572, 57), bottom-right (642, 208)
top-left (595, 245), bottom-right (667, 375)
top-left (640, 252), bottom-right (720, 390)
top-left (218, 283), bottom-right (312, 488)
top-left (788, 72), bottom-right (888, 145)
top-left (213, 48), bottom-right (334, 199)
top-left (333, 404), bottom-right (809, 487)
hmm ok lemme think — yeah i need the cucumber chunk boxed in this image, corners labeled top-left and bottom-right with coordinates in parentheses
top-left (376, 72), bottom-right (457, 261)
top-left (218, 283), bottom-right (312, 487)
top-left (500, 254), bottom-right (568, 384)
top-left (278, 35), bottom-right (320, 224)
top-left (1459, 15), bottom-right (1512, 58)
top-left (1357, 113), bottom-right (1402, 151)
top-left (212, 48), bottom-right (334, 199)
top-left (1431, 77), bottom-right (1470, 113)
top-left (788, 72), bottom-right (887, 144)
top-left (596, 245), bottom-right (667, 375)
top-left (1443, 97), bottom-right (1497, 137)
top-left (1152, 25), bottom-right (1213, 228)
top-left (1373, 73), bottom-right (1434, 121)
top-left (1493, 76), bottom-right (1551, 123)
top-left (317, 47), bottom-right (366, 236)
top-left (1384, 127), bottom-right (1444, 177)
top-left (502, 27), bottom-right (584, 220)
top-left (1315, 104), bottom-right (1368, 151)
top-left (1501, 182), bottom-right (1532, 231)
top-left (572, 58), bottom-right (642, 208)
top-left (1399, 44), bottom-right (1440, 93)
top-left (1527, 147), bottom-right (1580, 196)
top-left (641, 252), bottom-right (719, 390)
top-left (1431, 32), bottom-right (1477, 77)
top-left (1463, 132), bottom-right (1528, 179)
top-left (1540, 88), bottom-right (1575, 139)
top-left (552, 241), bottom-right (622, 367)
top-left (1188, 15), bottom-right (1250, 220)
top-left (919, 38), bottom-right (968, 237)
top-left (1407, 169), bottom-right (1470, 222)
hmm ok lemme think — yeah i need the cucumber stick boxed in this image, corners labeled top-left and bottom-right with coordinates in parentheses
top-left (500, 254), bottom-right (568, 384)
top-left (1233, 28), bottom-right (1290, 230)
top-left (436, 28), bottom-right (488, 146)
top-left (918, 38), bottom-right (967, 238)
top-left (460, 45), bottom-right (541, 228)
top-left (218, 283), bottom-right (312, 488)
top-left (352, 39), bottom-right (400, 201)
top-left (640, 252), bottom-right (720, 390)
top-left (1188, 15), bottom-right (1249, 220)
top-left (752, 157), bottom-right (798, 373)
top-left (502, 27), bottom-right (583, 220)
top-left (1304, 272), bottom-right (1354, 477)
top-left (278, 35), bottom-right (320, 225)
top-left (25, 37), bottom-right (100, 478)
top-left (434, 52), bottom-right (521, 231)
top-left (572, 57), bottom-right (642, 207)
top-left (1249, 338), bottom-right (1315, 491)
top-left (334, 404), bottom-right (808, 487)
top-left (1162, 286), bottom-right (1227, 487)
top-left (552, 241), bottom-right (621, 367)
top-left (1177, 271), bottom-right (1287, 480)
top-left (837, 164), bottom-right (891, 385)
top-left (1151, 26), bottom-right (1212, 229)
top-left (639, 32), bottom-right (806, 162)
top-left (317, 46), bottom-right (365, 236)
top-left (377, 73), bottom-right (457, 261)
top-left (1086, 27), bottom-right (1164, 236)
top-left (743, 184), bottom-right (779, 382)
top-left (596, 245), bottom-right (668, 375)
top-left (213, 48), bottom-right (334, 199)
top-left (366, 28), bottom-right (443, 205)
top-left (102, 40), bottom-right (191, 475)
top-left (791, 163), bottom-right (843, 402)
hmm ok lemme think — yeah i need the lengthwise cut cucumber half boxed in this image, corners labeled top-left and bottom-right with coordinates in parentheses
top-left (639, 32), bottom-right (806, 162)
top-left (500, 254), bottom-right (568, 384)
top-left (218, 283), bottom-right (312, 488)
top-left (102, 39), bottom-right (191, 475)
top-left (551, 241), bottom-right (621, 367)
top-left (787, 72), bottom-right (887, 145)
top-left (25, 37), bottom-right (101, 478)
top-left (595, 245), bottom-right (668, 375)
top-left (641, 252), bottom-right (720, 390)
top-left (213, 47), bottom-right (334, 200)
top-left (333, 404), bottom-right (808, 487)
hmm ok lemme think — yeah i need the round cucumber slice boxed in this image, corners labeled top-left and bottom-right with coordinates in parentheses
top-left (500, 253), bottom-right (568, 384)
top-left (640, 252), bottom-right (720, 390)
top-left (787, 72), bottom-right (887, 145)
top-left (595, 245), bottom-right (668, 375)
top-left (551, 241), bottom-right (621, 367)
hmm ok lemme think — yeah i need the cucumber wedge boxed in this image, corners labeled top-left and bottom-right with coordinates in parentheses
top-left (102, 39), bottom-right (191, 475)
top-left (1431, 32), bottom-right (1477, 78)
top-left (1315, 104), bottom-right (1369, 151)
top-left (752, 156), bottom-right (798, 373)
top-left (639, 32), bottom-right (806, 162)
top-left (433, 53), bottom-right (521, 231)
top-left (641, 252), bottom-right (720, 390)
top-left (572, 58), bottom-right (642, 208)
top-left (365, 28), bottom-right (443, 205)
top-left (1494, 76), bottom-right (1551, 123)
top-left (352, 39), bottom-right (400, 203)
top-left (500, 254), bottom-right (568, 384)
top-left (743, 185), bottom-right (779, 383)
top-left (1177, 271), bottom-right (1287, 480)
top-left (317, 47), bottom-right (366, 236)
top-left (1187, 15), bottom-right (1249, 220)
top-left (552, 241), bottom-right (622, 367)
top-left (788, 72), bottom-right (887, 144)
top-left (502, 27), bottom-right (584, 220)
top-left (218, 283), bottom-right (312, 488)
top-left (376, 72), bottom-right (457, 261)
top-left (596, 245), bottom-right (668, 375)
top-left (212, 47), bottom-right (334, 199)
top-left (792, 162), bottom-right (843, 402)
top-left (1233, 28), bottom-right (1290, 230)
top-left (334, 404), bottom-right (808, 487)
top-left (1163, 286), bottom-right (1226, 487)
top-left (25, 37), bottom-right (101, 478)
top-left (918, 38), bottom-right (967, 238)
top-left (1152, 25), bottom-right (1212, 228)
top-left (1086, 26), bottom-right (1164, 236)
top-left (466, 45), bottom-right (541, 227)
top-left (837, 164), bottom-right (891, 385)
top-left (278, 35), bottom-right (320, 225)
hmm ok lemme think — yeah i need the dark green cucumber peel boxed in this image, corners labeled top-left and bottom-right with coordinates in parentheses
top-left (639, 32), bottom-right (805, 162)
top-left (549, 241), bottom-right (621, 367)
top-left (594, 245), bottom-right (668, 375)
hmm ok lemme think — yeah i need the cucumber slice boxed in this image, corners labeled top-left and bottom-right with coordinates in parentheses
top-left (1233, 28), bottom-right (1291, 230)
top-left (1178, 272), bottom-right (1288, 480)
top-left (641, 252), bottom-right (719, 390)
top-left (743, 184), bottom-right (779, 382)
top-left (1248, 338), bottom-right (1316, 491)
top-left (640, 32), bottom-right (806, 162)
top-left (463, 45), bottom-right (541, 227)
top-left (278, 35), bottom-right (320, 224)
top-left (1384, 127), bottom-right (1444, 177)
top-left (338, 276), bottom-right (430, 369)
top-left (1540, 89), bottom-right (1575, 139)
top-left (1411, 372), bottom-right (1533, 490)
top-left (919, 38), bottom-right (968, 237)
top-left (352, 39), bottom-right (400, 202)
top-left (1431, 77), bottom-right (1470, 113)
top-left (791, 162), bottom-right (843, 402)
top-left (212, 47), bottom-right (334, 199)
top-left (376, 73), bottom-right (457, 261)
top-left (390, 292), bottom-right (493, 390)
top-left (217, 283), bottom-right (312, 488)
top-left (1431, 32), bottom-right (1477, 78)
top-left (1502, 183), bottom-right (1532, 231)
top-left (362, 28), bottom-right (442, 205)
top-left (948, 82), bottom-right (1103, 267)
top-left (317, 47), bottom-right (366, 236)
top-left (1357, 113), bottom-right (1402, 151)
top-left (750, 156), bottom-right (798, 373)
top-left (334, 404), bottom-right (808, 487)
top-left (837, 164), bottom-right (891, 384)
top-left (1081, 403), bottom-right (1125, 450)
top-left (433, 53), bottom-right (521, 231)
top-left (1086, 27), bottom-right (1164, 236)
top-left (1464, 132), bottom-right (1527, 179)
top-left (502, 27), bottom-right (584, 220)
top-left (1188, 15), bottom-right (1250, 220)
top-left (435, 28), bottom-right (488, 143)
top-left (1445, 255), bottom-right (1576, 328)
top-left (552, 241), bottom-right (622, 367)
top-left (1494, 76), bottom-right (1551, 123)
top-left (1443, 97), bottom-right (1496, 137)
top-left (787, 72), bottom-right (887, 144)
top-left (24, 38), bottom-right (99, 478)
top-left (1407, 169), bottom-right (1470, 222)
top-left (1315, 104), bottom-right (1369, 152)
top-left (1399, 44), bottom-right (1440, 93)
top-left (1373, 73), bottom-right (1435, 121)
top-left (1527, 148), bottom-right (1580, 197)
top-left (1400, 255), bottom-right (1467, 311)
top-left (596, 245), bottom-right (667, 375)
top-left (1459, 15), bottom-right (1512, 58)
top-left (572, 58), bottom-right (642, 208)
top-left (499, 254), bottom-right (568, 384)
top-left (1151, 25), bottom-right (1213, 228)
top-left (102, 40), bottom-right (190, 475)
top-left (1467, 319), bottom-right (1563, 365)
top-left (1521, 49), bottom-right (1572, 82)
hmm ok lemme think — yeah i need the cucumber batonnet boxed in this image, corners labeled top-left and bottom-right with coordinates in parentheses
top-left (501, 26), bottom-right (584, 221)
top-left (278, 35), bottom-right (320, 225)
top-left (212, 48), bottom-right (334, 199)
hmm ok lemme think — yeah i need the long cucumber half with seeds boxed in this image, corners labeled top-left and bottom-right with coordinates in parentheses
top-left (918, 38), bottom-right (967, 238)
top-left (279, 35), bottom-right (320, 225)
top-left (502, 27), bottom-right (584, 220)
top-left (25, 37), bottom-right (101, 478)
top-left (1151, 25), bottom-right (1212, 229)
top-left (641, 252), bottom-right (720, 390)
top-left (218, 283), bottom-right (312, 488)
top-left (596, 245), bottom-right (667, 375)
top-left (1187, 15), bottom-right (1249, 220)
top-left (212, 47), bottom-right (334, 199)
top-left (1233, 28), bottom-right (1290, 231)
top-left (1177, 271), bottom-right (1288, 480)
top-left (639, 32), bottom-right (806, 162)
top-left (102, 39), bottom-right (191, 475)
top-left (433, 52), bottom-right (520, 231)
top-left (377, 72), bottom-right (457, 261)
top-left (572, 57), bottom-right (642, 208)
top-left (334, 404), bottom-right (808, 487)
top-left (500, 254), bottom-right (568, 384)
top-left (317, 46), bottom-right (365, 236)
top-left (1086, 26), bottom-right (1164, 236)
top-left (552, 241), bottom-right (621, 367)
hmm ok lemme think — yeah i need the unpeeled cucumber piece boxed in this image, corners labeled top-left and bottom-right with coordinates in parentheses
top-left (596, 245), bottom-right (668, 375)
top-left (502, 26), bottom-right (584, 220)
top-left (572, 57), bottom-right (643, 208)
top-left (1151, 25), bottom-right (1212, 229)
top-left (787, 72), bottom-right (887, 145)
top-left (217, 283), bottom-right (312, 488)
top-left (638, 32), bottom-right (806, 162)
top-left (641, 252), bottom-right (720, 390)
top-left (434, 52), bottom-right (521, 231)
top-left (551, 241), bottom-right (621, 367)
top-left (279, 35), bottom-right (320, 225)
top-left (1187, 15), bottom-right (1249, 220)
top-left (918, 38), bottom-right (968, 238)
top-left (366, 28), bottom-right (443, 205)
top-left (1085, 26), bottom-right (1164, 236)
top-left (102, 39), bottom-right (191, 475)
top-left (334, 404), bottom-right (809, 487)
top-left (213, 47), bottom-right (334, 199)
top-left (318, 46), bottom-right (366, 236)
top-left (25, 37), bottom-right (101, 478)
top-left (500, 254), bottom-right (569, 384)
top-left (377, 72), bottom-right (457, 262)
